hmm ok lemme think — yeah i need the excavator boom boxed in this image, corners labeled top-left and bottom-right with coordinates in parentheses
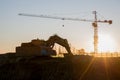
top-left (46, 35), bottom-right (72, 55)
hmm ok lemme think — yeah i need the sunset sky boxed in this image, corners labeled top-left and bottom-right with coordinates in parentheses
top-left (0, 0), bottom-right (120, 53)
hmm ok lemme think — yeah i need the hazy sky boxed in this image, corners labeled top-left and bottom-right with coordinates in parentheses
top-left (0, 0), bottom-right (120, 53)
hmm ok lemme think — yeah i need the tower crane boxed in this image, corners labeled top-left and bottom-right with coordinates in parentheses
top-left (18, 11), bottom-right (112, 54)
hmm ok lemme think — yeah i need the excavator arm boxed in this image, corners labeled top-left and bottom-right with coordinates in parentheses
top-left (46, 35), bottom-right (73, 55)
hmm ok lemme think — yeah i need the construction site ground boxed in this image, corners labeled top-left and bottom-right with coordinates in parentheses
top-left (0, 55), bottom-right (120, 80)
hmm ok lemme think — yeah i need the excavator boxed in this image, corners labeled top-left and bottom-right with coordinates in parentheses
top-left (16, 35), bottom-right (72, 56)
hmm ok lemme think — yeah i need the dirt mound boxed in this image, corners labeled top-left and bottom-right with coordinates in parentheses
top-left (0, 57), bottom-right (73, 80)
top-left (0, 55), bottom-right (120, 80)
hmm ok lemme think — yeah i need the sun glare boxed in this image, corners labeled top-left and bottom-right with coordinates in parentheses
top-left (98, 34), bottom-right (116, 52)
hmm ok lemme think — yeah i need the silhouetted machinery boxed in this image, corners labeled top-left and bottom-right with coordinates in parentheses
top-left (19, 11), bottom-right (112, 54)
top-left (16, 35), bottom-right (72, 56)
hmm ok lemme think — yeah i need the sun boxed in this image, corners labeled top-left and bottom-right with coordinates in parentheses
top-left (98, 34), bottom-right (116, 52)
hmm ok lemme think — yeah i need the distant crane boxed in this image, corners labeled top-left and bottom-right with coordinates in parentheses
top-left (18, 11), bottom-right (112, 54)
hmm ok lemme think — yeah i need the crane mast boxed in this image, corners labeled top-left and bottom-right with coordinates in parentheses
top-left (93, 11), bottom-right (98, 54)
top-left (19, 11), bottom-right (112, 54)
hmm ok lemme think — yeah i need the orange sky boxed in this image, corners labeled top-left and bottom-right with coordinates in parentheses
top-left (0, 0), bottom-right (120, 53)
